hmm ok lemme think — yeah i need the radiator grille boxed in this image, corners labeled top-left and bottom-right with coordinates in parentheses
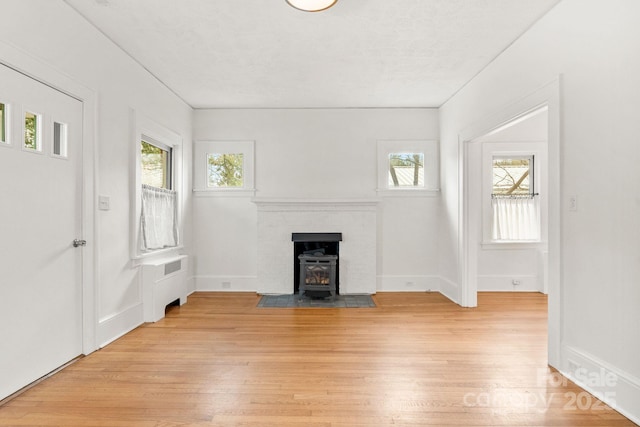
top-left (164, 259), bottom-right (182, 275)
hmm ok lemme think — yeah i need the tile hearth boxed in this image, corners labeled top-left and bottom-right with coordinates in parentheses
top-left (257, 294), bottom-right (376, 308)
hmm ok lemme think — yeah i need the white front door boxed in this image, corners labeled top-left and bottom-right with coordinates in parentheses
top-left (0, 63), bottom-right (83, 400)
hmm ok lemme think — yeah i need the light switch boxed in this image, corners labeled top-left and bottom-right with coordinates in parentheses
top-left (99, 195), bottom-right (110, 211)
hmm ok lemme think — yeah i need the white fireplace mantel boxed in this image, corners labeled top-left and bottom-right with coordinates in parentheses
top-left (253, 197), bottom-right (378, 295)
top-left (252, 198), bottom-right (379, 211)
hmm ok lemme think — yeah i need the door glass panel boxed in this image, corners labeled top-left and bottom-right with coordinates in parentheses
top-left (24, 111), bottom-right (41, 151)
top-left (53, 121), bottom-right (68, 157)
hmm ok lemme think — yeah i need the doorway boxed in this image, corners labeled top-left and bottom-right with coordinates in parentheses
top-left (458, 79), bottom-right (562, 367)
top-left (468, 107), bottom-right (549, 294)
top-left (0, 63), bottom-right (84, 400)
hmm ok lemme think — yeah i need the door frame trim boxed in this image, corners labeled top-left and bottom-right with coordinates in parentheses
top-left (457, 78), bottom-right (562, 368)
top-left (0, 40), bottom-right (98, 355)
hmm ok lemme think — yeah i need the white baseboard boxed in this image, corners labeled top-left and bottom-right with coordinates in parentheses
top-left (438, 276), bottom-right (459, 303)
top-left (97, 303), bottom-right (144, 348)
top-left (477, 274), bottom-right (542, 292)
top-left (562, 345), bottom-right (640, 425)
top-left (195, 275), bottom-right (258, 292)
top-left (376, 275), bottom-right (441, 292)
top-left (186, 275), bottom-right (197, 295)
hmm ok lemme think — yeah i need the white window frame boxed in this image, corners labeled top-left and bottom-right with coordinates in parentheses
top-left (193, 140), bottom-right (255, 197)
top-left (130, 110), bottom-right (183, 261)
top-left (481, 142), bottom-right (547, 247)
top-left (141, 137), bottom-right (173, 189)
top-left (376, 139), bottom-right (439, 196)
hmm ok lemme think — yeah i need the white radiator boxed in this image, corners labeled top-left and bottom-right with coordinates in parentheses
top-left (141, 255), bottom-right (188, 322)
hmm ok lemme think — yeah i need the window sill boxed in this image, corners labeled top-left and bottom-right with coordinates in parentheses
top-left (193, 188), bottom-right (256, 198)
top-left (131, 245), bottom-right (185, 267)
top-left (376, 188), bottom-right (440, 198)
top-left (481, 241), bottom-right (547, 250)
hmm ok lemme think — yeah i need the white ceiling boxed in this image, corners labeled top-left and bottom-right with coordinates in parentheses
top-left (63, 0), bottom-right (562, 109)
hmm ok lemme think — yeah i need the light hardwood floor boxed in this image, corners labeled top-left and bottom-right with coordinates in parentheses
top-left (0, 292), bottom-right (635, 426)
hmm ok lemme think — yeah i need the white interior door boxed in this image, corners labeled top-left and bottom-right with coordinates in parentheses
top-left (0, 63), bottom-right (83, 400)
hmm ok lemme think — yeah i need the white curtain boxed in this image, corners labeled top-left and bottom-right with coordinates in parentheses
top-left (141, 184), bottom-right (178, 250)
top-left (491, 197), bottom-right (540, 241)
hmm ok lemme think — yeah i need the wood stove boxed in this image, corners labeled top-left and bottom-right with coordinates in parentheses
top-left (292, 232), bottom-right (341, 297)
top-left (298, 253), bottom-right (338, 299)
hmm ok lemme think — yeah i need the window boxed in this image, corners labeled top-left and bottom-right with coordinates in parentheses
top-left (388, 153), bottom-right (424, 188)
top-left (492, 156), bottom-right (533, 196)
top-left (377, 140), bottom-right (438, 195)
top-left (141, 139), bottom-right (172, 189)
top-left (0, 102), bottom-right (7, 144)
top-left (490, 155), bottom-right (539, 241)
top-left (131, 112), bottom-right (184, 260)
top-left (24, 111), bottom-right (42, 151)
top-left (193, 141), bottom-right (255, 195)
top-left (139, 139), bottom-right (176, 251)
top-left (207, 153), bottom-right (244, 188)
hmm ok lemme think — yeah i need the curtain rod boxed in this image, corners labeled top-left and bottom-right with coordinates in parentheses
top-left (491, 193), bottom-right (539, 199)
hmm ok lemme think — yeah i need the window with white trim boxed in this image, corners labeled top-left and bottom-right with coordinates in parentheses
top-left (482, 143), bottom-right (546, 243)
top-left (194, 141), bottom-right (255, 195)
top-left (377, 140), bottom-right (438, 195)
top-left (131, 112), bottom-right (183, 259)
top-left (490, 155), bottom-right (539, 241)
top-left (141, 139), bottom-right (172, 189)
top-left (139, 138), bottom-right (177, 252)
top-left (207, 153), bottom-right (244, 188)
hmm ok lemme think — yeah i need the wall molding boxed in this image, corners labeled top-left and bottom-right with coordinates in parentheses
top-left (97, 303), bottom-right (143, 348)
top-left (477, 274), bottom-right (541, 292)
top-left (195, 275), bottom-right (258, 292)
top-left (376, 275), bottom-right (442, 292)
top-left (252, 198), bottom-right (379, 212)
top-left (563, 345), bottom-right (640, 426)
top-left (438, 276), bottom-right (459, 303)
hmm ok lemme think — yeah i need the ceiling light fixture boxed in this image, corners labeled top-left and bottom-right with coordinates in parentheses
top-left (285, 0), bottom-right (338, 12)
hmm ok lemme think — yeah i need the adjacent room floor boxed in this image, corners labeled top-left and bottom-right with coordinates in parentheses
top-left (0, 292), bottom-right (634, 426)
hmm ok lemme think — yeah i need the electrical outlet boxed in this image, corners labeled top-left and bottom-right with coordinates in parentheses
top-left (405, 281), bottom-right (414, 287)
top-left (512, 279), bottom-right (521, 286)
top-left (568, 195), bottom-right (578, 211)
top-left (98, 195), bottom-right (110, 211)
top-left (222, 281), bottom-right (231, 289)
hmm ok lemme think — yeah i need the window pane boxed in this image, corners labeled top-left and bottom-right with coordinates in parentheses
top-left (24, 111), bottom-right (41, 151)
top-left (0, 103), bottom-right (6, 143)
top-left (207, 153), bottom-right (244, 188)
top-left (492, 157), bottom-right (532, 195)
top-left (141, 140), bottom-right (171, 189)
top-left (53, 122), bottom-right (68, 157)
top-left (388, 153), bottom-right (424, 187)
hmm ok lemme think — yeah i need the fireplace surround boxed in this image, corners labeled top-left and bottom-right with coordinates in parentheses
top-left (253, 198), bottom-right (378, 295)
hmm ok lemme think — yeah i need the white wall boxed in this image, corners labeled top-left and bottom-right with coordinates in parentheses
top-left (193, 108), bottom-right (441, 293)
top-left (0, 0), bottom-right (194, 347)
top-left (440, 0), bottom-right (640, 421)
